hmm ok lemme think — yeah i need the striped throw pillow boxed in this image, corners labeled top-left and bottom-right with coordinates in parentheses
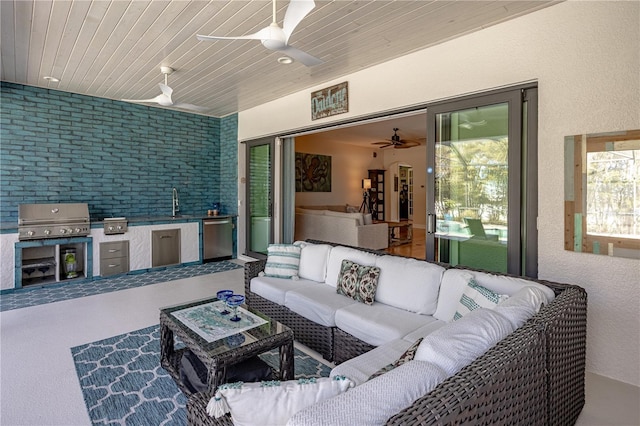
top-left (453, 279), bottom-right (509, 321)
top-left (263, 244), bottom-right (301, 279)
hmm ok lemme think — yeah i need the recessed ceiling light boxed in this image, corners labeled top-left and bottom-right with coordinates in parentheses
top-left (43, 76), bottom-right (60, 82)
top-left (277, 56), bottom-right (293, 65)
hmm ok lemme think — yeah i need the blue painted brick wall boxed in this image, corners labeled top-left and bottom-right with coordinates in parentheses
top-left (0, 82), bottom-right (238, 223)
top-left (218, 114), bottom-right (238, 215)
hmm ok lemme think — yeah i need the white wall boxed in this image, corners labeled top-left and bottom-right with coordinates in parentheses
top-left (382, 146), bottom-right (427, 227)
top-left (237, 2), bottom-right (640, 386)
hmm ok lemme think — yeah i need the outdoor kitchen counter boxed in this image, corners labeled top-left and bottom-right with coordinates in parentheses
top-left (1, 215), bottom-right (236, 233)
top-left (89, 215), bottom-right (235, 227)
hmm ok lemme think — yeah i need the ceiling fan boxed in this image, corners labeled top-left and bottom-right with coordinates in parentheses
top-left (196, 0), bottom-right (322, 67)
top-left (121, 66), bottom-right (207, 112)
top-left (372, 128), bottom-right (421, 149)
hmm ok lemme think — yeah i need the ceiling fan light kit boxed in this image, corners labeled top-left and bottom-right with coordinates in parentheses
top-left (196, 0), bottom-right (322, 67)
top-left (278, 56), bottom-right (294, 64)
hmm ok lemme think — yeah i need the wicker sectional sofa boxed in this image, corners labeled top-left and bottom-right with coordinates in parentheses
top-left (188, 241), bottom-right (587, 425)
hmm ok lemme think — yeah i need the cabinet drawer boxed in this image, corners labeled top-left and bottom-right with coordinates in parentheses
top-left (100, 258), bottom-right (129, 276)
top-left (101, 241), bottom-right (129, 259)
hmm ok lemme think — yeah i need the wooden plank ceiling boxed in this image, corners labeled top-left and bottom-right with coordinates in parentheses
top-left (1, 0), bottom-right (558, 117)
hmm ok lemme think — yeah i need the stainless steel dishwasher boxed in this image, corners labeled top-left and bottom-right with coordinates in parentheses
top-left (203, 218), bottom-right (233, 261)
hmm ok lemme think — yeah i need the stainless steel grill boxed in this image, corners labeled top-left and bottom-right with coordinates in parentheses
top-left (18, 203), bottom-right (90, 240)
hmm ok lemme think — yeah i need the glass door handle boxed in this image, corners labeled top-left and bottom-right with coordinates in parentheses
top-left (427, 213), bottom-right (436, 234)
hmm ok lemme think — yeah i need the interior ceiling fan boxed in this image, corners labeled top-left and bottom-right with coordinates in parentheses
top-left (121, 66), bottom-right (207, 112)
top-left (372, 128), bottom-right (421, 149)
top-left (196, 0), bottom-right (322, 67)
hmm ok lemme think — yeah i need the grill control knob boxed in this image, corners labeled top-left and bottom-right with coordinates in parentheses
top-left (44, 229), bottom-right (51, 235)
top-left (75, 228), bottom-right (81, 233)
top-left (108, 226), bottom-right (115, 232)
top-left (117, 225), bottom-right (123, 230)
top-left (27, 231), bottom-right (35, 237)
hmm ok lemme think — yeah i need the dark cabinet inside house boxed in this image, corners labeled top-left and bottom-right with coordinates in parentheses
top-left (368, 169), bottom-right (385, 221)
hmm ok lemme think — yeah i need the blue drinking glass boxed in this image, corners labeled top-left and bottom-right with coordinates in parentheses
top-left (226, 295), bottom-right (245, 322)
top-left (216, 290), bottom-right (234, 315)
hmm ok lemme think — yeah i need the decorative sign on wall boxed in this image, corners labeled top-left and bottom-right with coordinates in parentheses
top-left (564, 129), bottom-right (640, 259)
top-left (295, 152), bottom-right (331, 192)
top-left (311, 82), bottom-right (348, 120)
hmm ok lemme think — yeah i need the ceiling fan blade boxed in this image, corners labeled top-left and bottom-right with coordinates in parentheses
top-left (280, 45), bottom-right (322, 66)
top-left (372, 141), bottom-right (392, 145)
top-left (282, 0), bottom-right (315, 43)
top-left (394, 141), bottom-right (421, 149)
top-left (158, 83), bottom-right (173, 97)
top-left (121, 94), bottom-right (165, 104)
top-left (197, 26), bottom-right (272, 42)
top-left (172, 103), bottom-right (209, 112)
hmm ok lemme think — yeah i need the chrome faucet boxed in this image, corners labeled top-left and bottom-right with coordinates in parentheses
top-left (172, 188), bottom-right (179, 217)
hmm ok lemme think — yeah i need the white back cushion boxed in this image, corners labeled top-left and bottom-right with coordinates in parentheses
top-left (433, 269), bottom-right (556, 322)
top-left (295, 242), bottom-right (332, 282)
top-left (324, 210), bottom-right (364, 225)
top-left (414, 308), bottom-right (515, 376)
top-left (325, 246), bottom-right (379, 288)
top-left (493, 286), bottom-right (550, 329)
top-left (374, 255), bottom-right (445, 315)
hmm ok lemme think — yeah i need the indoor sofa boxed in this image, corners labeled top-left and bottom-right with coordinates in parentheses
top-left (187, 241), bottom-right (587, 425)
top-left (294, 208), bottom-right (389, 250)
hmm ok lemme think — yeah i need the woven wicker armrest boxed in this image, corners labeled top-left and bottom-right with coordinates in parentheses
top-left (386, 320), bottom-right (548, 425)
top-left (535, 285), bottom-right (588, 424)
top-left (244, 259), bottom-right (267, 299)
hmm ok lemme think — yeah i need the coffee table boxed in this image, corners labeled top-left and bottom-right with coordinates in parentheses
top-left (386, 221), bottom-right (413, 246)
top-left (160, 296), bottom-right (294, 396)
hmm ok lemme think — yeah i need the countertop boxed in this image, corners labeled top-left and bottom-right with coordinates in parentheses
top-left (0, 214), bottom-right (236, 233)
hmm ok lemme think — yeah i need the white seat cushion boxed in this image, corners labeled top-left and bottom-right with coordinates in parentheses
top-left (374, 255), bottom-right (445, 315)
top-left (433, 269), bottom-right (556, 322)
top-left (402, 319), bottom-right (447, 343)
top-left (284, 285), bottom-right (357, 327)
top-left (288, 360), bottom-right (448, 426)
top-left (330, 338), bottom-right (412, 386)
top-left (334, 303), bottom-right (436, 347)
top-left (251, 276), bottom-right (316, 305)
top-left (325, 246), bottom-right (380, 288)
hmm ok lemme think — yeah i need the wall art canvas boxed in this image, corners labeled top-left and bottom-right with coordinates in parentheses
top-left (295, 152), bottom-right (332, 192)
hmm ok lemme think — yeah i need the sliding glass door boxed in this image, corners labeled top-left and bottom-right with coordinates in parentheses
top-left (246, 138), bottom-right (274, 259)
top-left (426, 87), bottom-right (537, 276)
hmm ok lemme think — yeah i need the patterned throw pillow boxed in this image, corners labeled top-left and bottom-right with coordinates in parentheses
top-left (368, 338), bottom-right (424, 380)
top-left (336, 259), bottom-right (381, 305)
top-left (263, 244), bottom-right (301, 279)
top-left (453, 279), bottom-right (509, 321)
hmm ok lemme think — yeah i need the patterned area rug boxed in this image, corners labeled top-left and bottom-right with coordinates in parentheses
top-left (71, 325), bottom-right (331, 425)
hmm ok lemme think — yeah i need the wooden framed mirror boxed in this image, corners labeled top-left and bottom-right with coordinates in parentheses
top-left (564, 129), bottom-right (640, 259)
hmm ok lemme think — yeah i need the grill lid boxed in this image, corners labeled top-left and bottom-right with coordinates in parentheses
top-left (18, 203), bottom-right (90, 225)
